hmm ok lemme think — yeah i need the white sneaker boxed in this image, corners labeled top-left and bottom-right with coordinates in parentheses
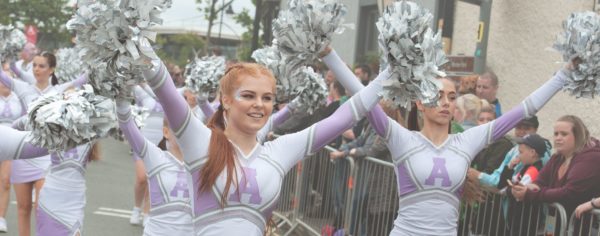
top-left (0, 217), bottom-right (7, 232)
top-left (142, 214), bottom-right (149, 227)
top-left (129, 207), bottom-right (142, 225)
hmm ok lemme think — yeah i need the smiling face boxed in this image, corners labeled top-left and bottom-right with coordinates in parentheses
top-left (417, 78), bottom-right (457, 128)
top-left (220, 64), bottom-right (276, 136)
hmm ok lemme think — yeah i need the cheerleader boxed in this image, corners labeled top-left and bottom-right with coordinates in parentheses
top-left (128, 84), bottom-right (165, 225)
top-left (0, 52), bottom-right (86, 236)
top-left (321, 48), bottom-right (571, 235)
top-left (140, 43), bottom-right (389, 234)
top-left (0, 63), bottom-right (25, 233)
top-left (36, 142), bottom-right (100, 236)
top-left (117, 100), bottom-right (193, 235)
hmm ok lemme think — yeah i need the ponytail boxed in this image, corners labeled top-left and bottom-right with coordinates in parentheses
top-left (407, 103), bottom-right (420, 131)
top-left (88, 142), bottom-right (102, 162)
top-left (157, 137), bottom-right (167, 151)
top-left (199, 104), bottom-right (239, 207)
top-left (51, 74), bottom-right (58, 86)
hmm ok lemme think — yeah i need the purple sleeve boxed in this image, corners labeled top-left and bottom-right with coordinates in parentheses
top-left (117, 103), bottom-right (148, 156)
top-left (271, 106), bottom-right (291, 128)
top-left (0, 68), bottom-right (14, 90)
top-left (310, 74), bottom-right (385, 152)
top-left (143, 62), bottom-right (192, 134)
top-left (489, 70), bottom-right (568, 141)
top-left (321, 49), bottom-right (391, 137)
top-left (199, 101), bottom-right (216, 119)
top-left (70, 73), bottom-right (88, 88)
top-left (18, 143), bottom-right (50, 159)
top-left (0, 126), bottom-right (48, 160)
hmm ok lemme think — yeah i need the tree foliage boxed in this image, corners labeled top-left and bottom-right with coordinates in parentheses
top-left (156, 34), bottom-right (205, 67)
top-left (0, 0), bottom-right (74, 50)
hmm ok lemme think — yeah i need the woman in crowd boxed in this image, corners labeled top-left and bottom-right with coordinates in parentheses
top-left (512, 115), bottom-right (600, 235)
top-left (454, 93), bottom-right (490, 130)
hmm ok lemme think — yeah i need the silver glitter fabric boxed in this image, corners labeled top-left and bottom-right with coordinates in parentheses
top-left (376, 0), bottom-right (447, 108)
top-left (66, 0), bottom-right (171, 99)
top-left (184, 56), bottom-right (226, 95)
top-left (554, 11), bottom-right (600, 98)
top-left (26, 85), bottom-right (117, 151)
top-left (0, 25), bottom-right (26, 62)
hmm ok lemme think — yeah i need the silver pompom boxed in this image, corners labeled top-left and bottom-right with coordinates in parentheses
top-left (554, 11), bottom-right (600, 98)
top-left (26, 85), bottom-right (117, 151)
top-left (0, 25), bottom-right (27, 62)
top-left (292, 67), bottom-right (328, 114)
top-left (55, 48), bottom-right (84, 84)
top-left (66, 0), bottom-right (171, 99)
top-left (376, 0), bottom-right (447, 108)
top-left (273, 0), bottom-right (348, 74)
top-left (252, 46), bottom-right (297, 102)
top-left (184, 56), bottom-right (226, 95)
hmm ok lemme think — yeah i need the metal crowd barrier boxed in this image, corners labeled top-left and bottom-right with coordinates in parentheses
top-left (568, 209), bottom-right (600, 236)
top-left (346, 157), bottom-right (398, 236)
top-left (272, 143), bottom-right (573, 236)
top-left (457, 189), bottom-right (568, 236)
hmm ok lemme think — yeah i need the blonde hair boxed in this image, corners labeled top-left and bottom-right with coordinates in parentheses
top-left (456, 94), bottom-right (491, 123)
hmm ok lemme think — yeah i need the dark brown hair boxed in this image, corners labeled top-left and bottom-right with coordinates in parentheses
top-left (37, 51), bottom-right (58, 86)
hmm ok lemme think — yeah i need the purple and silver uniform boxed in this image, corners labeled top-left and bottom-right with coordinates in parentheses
top-left (0, 70), bottom-right (87, 184)
top-left (134, 84), bottom-right (165, 145)
top-left (36, 143), bottom-right (93, 236)
top-left (0, 92), bottom-right (25, 126)
top-left (0, 126), bottom-right (49, 161)
top-left (323, 50), bottom-right (568, 235)
top-left (143, 61), bottom-right (387, 235)
top-left (118, 102), bottom-right (193, 235)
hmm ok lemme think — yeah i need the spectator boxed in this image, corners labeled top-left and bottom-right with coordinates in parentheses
top-left (476, 70), bottom-right (502, 117)
top-left (470, 116), bottom-right (551, 188)
top-left (574, 196), bottom-right (600, 219)
top-left (500, 134), bottom-right (547, 236)
top-left (354, 64), bottom-right (372, 86)
top-left (454, 94), bottom-right (491, 130)
top-left (512, 115), bottom-right (600, 234)
top-left (465, 106), bottom-right (513, 235)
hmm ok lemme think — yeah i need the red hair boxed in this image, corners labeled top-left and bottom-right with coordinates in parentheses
top-left (200, 63), bottom-right (275, 206)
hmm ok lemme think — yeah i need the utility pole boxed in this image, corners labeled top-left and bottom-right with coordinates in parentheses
top-left (251, 0), bottom-right (263, 52)
top-left (461, 0), bottom-right (492, 74)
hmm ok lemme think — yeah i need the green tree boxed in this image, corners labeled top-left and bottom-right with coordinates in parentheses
top-left (197, 0), bottom-right (234, 55)
top-left (233, 8), bottom-right (259, 62)
top-left (0, 0), bottom-right (74, 50)
top-left (156, 34), bottom-right (205, 67)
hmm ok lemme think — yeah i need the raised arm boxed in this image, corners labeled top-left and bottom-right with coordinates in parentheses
top-left (321, 49), bottom-right (391, 137)
top-left (54, 73), bottom-right (88, 93)
top-left (142, 61), bottom-right (211, 162)
top-left (269, 69), bottom-right (388, 171)
top-left (489, 70), bottom-right (568, 141)
top-left (116, 101), bottom-right (148, 157)
top-left (9, 62), bottom-right (36, 85)
top-left (0, 69), bottom-right (38, 106)
top-left (0, 126), bottom-right (49, 160)
top-left (461, 69), bottom-right (569, 157)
